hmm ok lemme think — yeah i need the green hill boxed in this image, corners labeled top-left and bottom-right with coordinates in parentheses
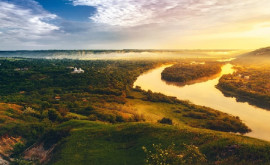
top-left (49, 120), bottom-right (270, 165)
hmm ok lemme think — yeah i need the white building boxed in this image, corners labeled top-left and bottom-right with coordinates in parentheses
top-left (72, 67), bottom-right (84, 74)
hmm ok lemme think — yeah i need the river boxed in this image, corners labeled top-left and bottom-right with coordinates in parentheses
top-left (134, 63), bottom-right (270, 141)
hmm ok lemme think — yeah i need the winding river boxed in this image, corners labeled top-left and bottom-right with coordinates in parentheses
top-left (134, 63), bottom-right (270, 141)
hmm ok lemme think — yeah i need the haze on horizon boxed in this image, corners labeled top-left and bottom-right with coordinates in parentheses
top-left (0, 0), bottom-right (270, 50)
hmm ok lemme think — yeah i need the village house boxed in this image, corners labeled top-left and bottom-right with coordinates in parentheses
top-left (71, 67), bottom-right (84, 74)
top-left (236, 74), bottom-right (250, 80)
top-left (14, 68), bottom-right (29, 71)
top-left (190, 61), bottom-right (205, 65)
top-left (55, 96), bottom-right (61, 100)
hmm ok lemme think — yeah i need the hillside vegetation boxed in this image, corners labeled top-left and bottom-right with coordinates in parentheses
top-left (217, 65), bottom-right (270, 110)
top-left (235, 47), bottom-right (270, 65)
top-left (50, 120), bottom-right (270, 165)
top-left (161, 62), bottom-right (222, 84)
top-left (0, 58), bottom-right (268, 164)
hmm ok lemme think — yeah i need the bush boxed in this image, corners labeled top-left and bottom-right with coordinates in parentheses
top-left (131, 113), bottom-right (145, 122)
top-left (142, 143), bottom-right (207, 165)
top-left (48, 109), bottom-right (60, 122)
top-left (116, 115), bottom-right (125, 122)
top-left (10, 159), bottom-right (33, 165)
top-left (41, 128), bottom-right (70, 150)
top-left (158, 117), bottom-right (173, 125)
top-left (77, 106), bottom-right (94, 116)
top-left (183, 112), bottom-right (207, 119)
top-left (11, 143), bottom-right (25, 158)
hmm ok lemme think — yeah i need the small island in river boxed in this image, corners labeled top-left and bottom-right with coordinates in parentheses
top-left (161, 62), bottom-right (222, 84)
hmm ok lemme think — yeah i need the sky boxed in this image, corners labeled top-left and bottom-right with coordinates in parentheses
top-left (0, 0), bottom-right (270, 50)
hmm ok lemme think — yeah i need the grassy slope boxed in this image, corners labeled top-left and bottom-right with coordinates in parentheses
top-left (49, 92), bottom-right (270, 165)
top-left (127, 91), bottom-right (250, 133)
top-left (50, 120), bottom-right (270, 165)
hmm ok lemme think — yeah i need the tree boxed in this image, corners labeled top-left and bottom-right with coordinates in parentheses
top-left (48, 109), bottom-right (60, 122)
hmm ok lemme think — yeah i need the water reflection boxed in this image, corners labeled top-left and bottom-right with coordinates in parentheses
top-left (134, 64), bottom-right (270, 141)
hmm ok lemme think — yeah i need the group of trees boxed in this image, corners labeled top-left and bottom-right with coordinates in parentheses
top-left (161, 62), bottom-right (222, 83)
top-left (0, 58), bottom-right (159, 163)
top-left (217, 65), bottom-right (270, 110)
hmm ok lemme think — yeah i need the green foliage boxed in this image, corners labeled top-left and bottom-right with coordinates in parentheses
top-left (143, 90), bottom-right (186, 104)
top-left (180, 104), bottom-right (251, 134)
top-left (0, 123), bottom-right (47, 145)
top-left (0, 58), bottom-right (265, 164)
top-left (0, 59), bottom-right (155, 98)
top-left (142, 143), bottom-right (206, 165)
top-left (206, 118), bottom-right (251, 134)
top-left (0, 59), bottom-right (156, 126)
top-left (49, 121), bottom-right (270, 165)
top-left (181, 144), bottom-right (207, 165)
top-left (10, 159), bottom-right (33, 165)
top-left (11, 143), bottom-right (26, 158)
top-left (48, 109), bottom-right (61, 122)
top-left (41, 128), bottom-right (71, 150)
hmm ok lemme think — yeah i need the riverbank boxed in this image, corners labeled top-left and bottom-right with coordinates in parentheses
top-left (217, 66), bottom-right (270, 110)
top-left (134, 64), bottom-right (270, 141)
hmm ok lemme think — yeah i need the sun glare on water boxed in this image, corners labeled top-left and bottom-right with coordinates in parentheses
top-left (221, 64), bottom-right (235, 75)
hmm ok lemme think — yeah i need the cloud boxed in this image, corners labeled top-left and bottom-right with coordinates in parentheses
top-left (71, 0), bottom-right (179, 26)
top-left (0, 1), bottom-right (59, 40)
top-left (1, 0), bottom-right (270, 50)
top-left (71, 0), bottom-right (270, 27)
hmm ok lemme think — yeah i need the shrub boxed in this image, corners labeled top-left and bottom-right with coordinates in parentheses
top-left (10, 159), bottom-right (33, 165)
top-left (41, 128), bottom-right (70, 150)
top-left (11, 143), bottom-right (25, 158)
top-left (48, 109), bottom-right (60, 122)
top-left (78, 106), bottom-right (94, 116)
top-left (183, 112), bottom-right (207, 119)
top-left (116, 115), bottom-right (125, 122)
top-left (158, 117), bottom-right (173, 125)
top-left (134, 86), bottom-right (143, 92)
top-left (142, 143), bottom-right (207, 165)
top-left (131, 113), bottom-right (145, 122)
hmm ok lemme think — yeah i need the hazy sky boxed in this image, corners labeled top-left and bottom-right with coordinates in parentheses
top-left (0, 0), bottom-right (270, 50)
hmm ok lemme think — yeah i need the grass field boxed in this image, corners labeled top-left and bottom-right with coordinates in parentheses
top-left (50, 120), bottom-right (270, 165)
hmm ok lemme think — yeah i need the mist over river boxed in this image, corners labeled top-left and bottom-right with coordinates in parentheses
top-left (134, 64), bottom-right (270, 141)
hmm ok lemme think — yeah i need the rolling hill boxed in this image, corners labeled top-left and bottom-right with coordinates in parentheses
top-left (235, 47), bottom-right (270, 64)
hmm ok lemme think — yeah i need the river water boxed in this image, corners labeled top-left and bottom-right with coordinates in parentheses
top-left (134, 64), bottom-right (270, 141)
